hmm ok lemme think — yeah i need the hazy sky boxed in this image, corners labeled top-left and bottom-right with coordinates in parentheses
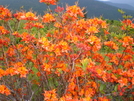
top-left (97, 0), bottom-right (134, 7)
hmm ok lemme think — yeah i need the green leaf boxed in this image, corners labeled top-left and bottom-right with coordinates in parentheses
top-left (114, 84), bottom-right (118, 92)
top-left (118, 9), bottom-right (125, 14)
top-left (99, 83), bottom-right (106, 94)
top-left (81, 58), bottom-right (90, 71)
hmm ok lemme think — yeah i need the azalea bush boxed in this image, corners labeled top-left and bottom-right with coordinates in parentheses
top-left (0, 0), bottom-right (134, 101)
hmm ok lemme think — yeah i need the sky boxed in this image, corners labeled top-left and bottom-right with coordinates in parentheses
top-left (96, 0), bottom-right (134, 7)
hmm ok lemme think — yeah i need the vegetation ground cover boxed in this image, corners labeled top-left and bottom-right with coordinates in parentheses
top-left (0, 0), bottom-right (134, 101)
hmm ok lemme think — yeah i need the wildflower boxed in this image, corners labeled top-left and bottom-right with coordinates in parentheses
top-left (42, 13), bottom-right (55, 23)
top-left (40, 0), bottom-right (58, 5)
top-left (0, 6), bottom-right (12, 21)
top-left (17, 67), bottom-right (28, 78)
top-left (0, 85), bottom-right (11, 96)
top-left (0, 69), bottom-right (5, 78)
top-left (16, 11), bottom-right (38, 21)
top-left (54, 6), bottom-right (64, 12)
top-left (104, 41), bottom-right (118, 50)
top-left (0, 26), bottom-right (9, 35)
top-left (43, 89), bottom-right (58, 101)
top-left (34, 23), bottom-right (43, 28)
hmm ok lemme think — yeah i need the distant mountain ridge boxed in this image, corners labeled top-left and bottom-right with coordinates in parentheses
top-left (0, 0), bottom-right (134, 20)
top-left (104, 2), bottom-right (134, 11)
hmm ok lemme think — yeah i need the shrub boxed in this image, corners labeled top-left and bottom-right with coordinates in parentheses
top-left (0, 1), bottom-right (134, 101)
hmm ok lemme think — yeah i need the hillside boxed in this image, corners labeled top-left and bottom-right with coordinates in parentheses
top-left (0, 0), bottom-right (134, 20)
top-left (104, 2), bottom-right (134, 11)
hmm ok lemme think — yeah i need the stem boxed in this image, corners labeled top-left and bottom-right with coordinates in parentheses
top-left (0, 35), bottom-right (9, 68)
top-left (116, 46), bottom-right (127, 68)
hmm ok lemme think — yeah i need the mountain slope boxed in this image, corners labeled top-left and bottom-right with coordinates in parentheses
top-left (104, 2), bottom-right (134, 11)
top-left (0, 0), bottom-right (134, 20)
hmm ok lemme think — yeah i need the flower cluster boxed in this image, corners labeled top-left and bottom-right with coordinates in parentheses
top-left (0, 2), bottom-right (134, 101)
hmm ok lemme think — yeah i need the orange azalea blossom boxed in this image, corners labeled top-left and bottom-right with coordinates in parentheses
top-left (63, 5), bottom-right (84, 21)
top-left (54, 47), bottom-right (62, 56)
top-left (42, 13), bottom-right (56, 23)
top-left (39, 37), bottom-right (50, 50)
top-left (122, 54), bottom-right (133, 61)
top-left (0, 37), bottom-right (10, 47)
top-left (21, 32), bottom-right (36, 43)
top-left (0, 6), bottom-right (12, 21)
top-left (0, 69), bottom-right (5, 78)
top-left (54, 6), bottom-right (64, 12)
top-left (14, 12), bottom-right (25, 20)
top-left (24, 22), bottom-right (34, 29)
top-left (54, 22), bottom-right (62, 28)
top-left (104, 30), bottom-right (110, 35)
top-left (122, 19), bottom-right (132, 26)
top-left (42, 63), bottom-right (51, 72)
top-left (66, 5), bottom-right (84, 18)
top-left (121, 36), bottom-right (134, 47)
top-left (34, 22), bottom-right (43, 28)
top-left (132, 77), bottom-right (134, 85)
top-left (58, 40), bottom-right (70, 52)
top-left (5, 68), bottom-right (19, 76)
top-left (87, 35), bottom-right (101, 51)
top-left (40, 0), bottom-right (58, 5)
top-left (0, 85), bottom-right (11, 96)
top-left (118, 77), bottom-right (128, 87)
top-left (104, 41), bottom-right (118, 50)
top-left (43, 89), bottom-right (58, 101)
top-left (97, 96), bottom-right (110, 101)
top-left (7, 47), bottom-right (16, 57)
top-left (17, 67), bottom-right (28, 78)
top-left (108, 55), bottom-right (118, 65)
top-left (56, 62), bottom-right (69, 72)
top-left (86, 26), bottom-right (99, 34)
top-left (18, 12), bottom-right (38, 21)
top-left (0, 26), bottom-right (9, 35)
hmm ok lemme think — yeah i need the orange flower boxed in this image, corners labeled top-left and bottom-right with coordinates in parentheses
top-left (66, 5), bottom-right (84, 18)
top-left (58, 40), bottom-right (70, 52)
top-left (40, 0), bottom-right (58, 5)
top-left (0, 85), bottom-right (11, 96)
top-left (118, 77), bottom-right (128, 87)
top-left (14, 12), bottom-right (25, 20)
top-left (132, 77), bottom-right (134, 85)
top-left (42, 13), bottom-right (56, 23)
top-left (87, 35), bottom-right (101, 51)
top-left (68, 82), bottom-right (76, 91)
top-left (54, 22), bottom-right (62, 28)
top-left (7, 47), bottom-right (16, 57)
top-left (104, 30), bottom-right (110, 35)
top-left (56, 62), bottom-right (69, 72)
top-left (0, 69), bottom-right (5, 78)
top-left (86, 26), bottom-right (99, 34)
top-left (24, 22), bottom-right (34, 29)
top-left (104, 41), bottom-right (118, 50)
top-left (0, 26), bottom-right (9, 35)
top-left (54, 47), bottom-right (61, 56)
top-left (43, 89), bottom-right (58, 101)
top-left (122, 19), bottom-right (132, 26)
top-left (6, 68), bottom-right (19, 76)
top-left (21, 32), bottom-right (36, 43)
top-left (63, 4), bottom-right (84, 21)
top-left (34, 23), bottom-right (43, 28)
top-left (54, 6), bottom-right (64, 12)
top-left (0, 37), bottom-right (10, 47)
top-left (0, 6), bottom-right (12, 21)
top-left (98, 96), bottom-right (110, 101)
top-left (17, 11), bottom-right (38, 21)
top-left (121, 36), bottom-right (133, 47)
top-left (42, 63), bottom-right (51, 72)
top-left (17, 67), bottom-right (28, 78)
